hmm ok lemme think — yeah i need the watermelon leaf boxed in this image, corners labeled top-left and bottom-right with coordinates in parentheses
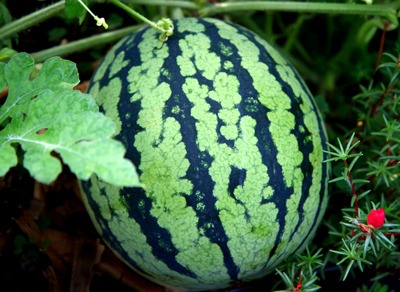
top-left (0, 52), bottom-right (79, 125)
top-left (0, 53), bottom-right (141, 187)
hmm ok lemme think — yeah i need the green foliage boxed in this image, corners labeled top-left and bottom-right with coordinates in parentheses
top-left (316, 51), bottom-right (400, 286)
top-left (275, 248), bottom-right (324, 291)
top-left (65, 0), bottom-right (88, 24)
top-left (0, 0), bottom-right (400, 291)
top-left (0, 53), bottom-right (141, 186)
top-left (14, 234), bottom-right (50, 254)
top-left (248, 3), bottom-right (398, 289)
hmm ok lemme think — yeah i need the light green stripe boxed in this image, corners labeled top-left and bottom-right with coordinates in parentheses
top-left (182, 19), bottom-right (283, 279)
top-left (89, 38), bottom-right (131, 136)
top-left (92, 40), bottom-right (120, 83)
top-left (88, 26), bottom-right (208, 288)
top-left (265, 35), bottom-right (326, 263)
top-left (207, 18), bottom-right (317, 274)
top-left (128, 23), bottom-right (230, 287)
top-left (216, 20), bottom-right (327, 268)
top-left (89, 78), bottom-right (123, 135)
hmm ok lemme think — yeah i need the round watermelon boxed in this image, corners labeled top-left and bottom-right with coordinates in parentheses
top-left (80, 17), bottom-right (330, 291)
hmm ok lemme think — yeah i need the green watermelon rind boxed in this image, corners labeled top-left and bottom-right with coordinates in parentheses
top-left (80, 17), bottom-right (330, 291)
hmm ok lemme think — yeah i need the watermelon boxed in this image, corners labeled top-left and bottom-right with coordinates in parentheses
top-left (80, 17), bottom-right (330, 291)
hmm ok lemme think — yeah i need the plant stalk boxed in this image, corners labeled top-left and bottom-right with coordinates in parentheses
top-left (0, 1), bottom-right (65, 40)
top-left (115, 0), bottom-right (197, 9)
top-left (108, 0), bottom-right (163, 33)
top-left (200, 1), bottom-right (399, 29)
top-left (31, 25), bottom-right (143, 63)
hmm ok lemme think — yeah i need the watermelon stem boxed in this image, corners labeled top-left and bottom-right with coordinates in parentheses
top-left (108, 0), bottom-right (174, 42)
top-left (200, 1), bottom-right (399, 29)
top-left (31, 25), bottom-right (142, 63)
top-left (0, 1), bottom-right (65, 40)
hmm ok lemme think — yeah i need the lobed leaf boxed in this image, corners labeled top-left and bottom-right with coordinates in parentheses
top-left (0, 143), bottom-right (18, 175)
top-left (0, 53), bottom-right (141, 187)
top-left (0, 52), bottom-right (79, 124)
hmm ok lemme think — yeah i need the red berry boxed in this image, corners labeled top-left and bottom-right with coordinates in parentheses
top-left (367, 208), bottom-right (385, 229)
